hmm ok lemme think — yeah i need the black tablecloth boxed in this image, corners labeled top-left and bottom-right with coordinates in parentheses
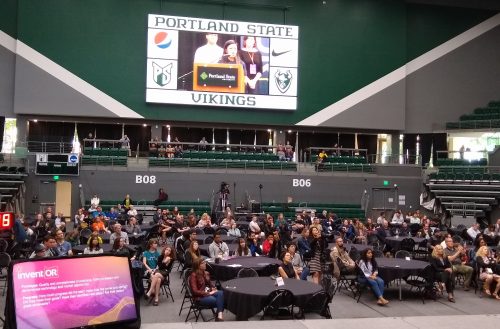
top-left (222, 277), bottom-right (323, 320)
top-left (208, 256), bottom-right (282, 281)
top-left (384, 237), bottom-right (425, 251)
top-left (375, 257), bottom-right (428, 283)
top-left (72, 244), bottom-right (138, 254)
top-left (195, 234), bottom-right (236, 245)
top-left (200, 244), bottom-right (239, 257)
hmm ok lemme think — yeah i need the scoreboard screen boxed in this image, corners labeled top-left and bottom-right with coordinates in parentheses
top-left (35, 153), bottom-right (79, 176)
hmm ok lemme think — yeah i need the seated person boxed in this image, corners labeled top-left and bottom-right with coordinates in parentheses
top-left (184, 241), bottom-right (201, 269)
top-left (84, 236), bottom-right (104, 255)
top-left (125, 216), bottom-right (142, 235)
top-left (330, 237), bottom-right (356, 279)
top-left (55, 229), bottom-right (73, 257)
top-left (247, 232), bottom-right (263, 256)
top-left (430, 245), bottom-right (455, 302)
top-left (127, 205), bottom-right (138, 217)
top-left (276, 143), bottom-right (286, 161)
top-left (112, 237), bottom-right (130, 257)
top-left (288, 243), bottom-right (309, 280)
top-left (375, 220), bottom-right (392, 243)
top-left (398, 222), bottom-right (410, 237)
top-left (208, 231), bottom-right (229, 258)
top-left (358, 249), bottom-right (389, 306)
top-left (227, 223), bottom-right (241, 238)
top-left (262, 232), bottom-right (275, 256)
top-left (87, 230), bottom-right (103, 245)
top-left (165, 144), bottom-right (175, 158)
top-left (143, 239), bottom-right (162, 305)
top-left (429, 228), bottom-right (444, 251)
top-left (109, 223), bottom-right (129, 245)
top-left (341, 219), bottom-right (356, 241)
top-left (189, 258), bottom-right (225, 321)
top-left (443, 237), bottom-right (473, 290)
top-left (173, 214), bottom-right (190, 235)
top-left (476, 246), bottom-right (500, 299)
top-left (219, 216), bottom-right (235, 229)
top-left (278, 251), bottom-right (299, 279)
top-left (467, 223), bottom-right (481, 241)
top-left (92, 215), bottom-right (109, 233)
top-left (30, 234), bottom-right (59, 258)
top-left (236, 237), bottom-right (251, 256)
top-left (248, 216), bottom-right (262, 235)
top-left (391, 210), bottom-right (404, 225)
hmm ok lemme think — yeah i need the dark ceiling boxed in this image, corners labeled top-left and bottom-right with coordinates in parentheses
top-left (406, 0), bottom-right (500, 11)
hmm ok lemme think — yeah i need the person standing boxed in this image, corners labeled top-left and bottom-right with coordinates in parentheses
top-left (239, 36), bottom-right (262, 94)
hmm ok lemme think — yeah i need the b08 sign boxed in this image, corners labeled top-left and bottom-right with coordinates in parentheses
top-left (292, 179), bottom-right (311, 187)
top-left (0, 212), bottom-right (14, 230)
top-left (135, 175), bottom-right (157, 184)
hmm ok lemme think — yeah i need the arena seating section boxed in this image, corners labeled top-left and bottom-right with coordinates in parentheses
top-left (428, 157), bottom-right (498, 218)
top-left (82, 147), bottom-right (127, 166)
top-left (149, 150), bottom-right (297, 171)
top-left (310, 154), bottom-right (373, 172)
top-left (86, 200), bottom-right (211, 214)
top-left (446, 100), bottom-right (500, 129)
top-left (260, 202), bottom-right (365, 219)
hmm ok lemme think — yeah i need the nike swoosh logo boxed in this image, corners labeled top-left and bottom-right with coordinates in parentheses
top-left (272, 49), bottom-right (292, 57)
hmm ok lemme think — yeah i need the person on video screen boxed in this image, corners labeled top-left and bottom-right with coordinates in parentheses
top-left (239, 36), bottom-right (262, 94)
top-left (218, 40), bottom-right (248, 83)
top-left (194, 32), bottom-right (223, 64)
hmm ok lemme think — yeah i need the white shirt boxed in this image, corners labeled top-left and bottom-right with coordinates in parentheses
top-left (467, 226), bottom-right (480, 240)
top-left (127, 209), bottom-right (138, 217)
top-left (91, 197), bottom-right (100, 206)
top-left (194, 44), bottom-right (223, 64)
top-left (391, 214), bottom-right (404, 224)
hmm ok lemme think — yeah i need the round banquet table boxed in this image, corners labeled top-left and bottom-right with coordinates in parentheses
top-left (375, 257), bottom-right (429, 300)
top-left (195, 234), bottom-right (236, 245)
top-left (199, 243), bottom-right (239, 257)
top-left (72, 244), bottom-right (138, 254)
top-left (384, 236), bottom-right (425, 251)
top-left (222, 277), bottom-right (323, 320)
top-left (207, 256), bottom-right (282, 281)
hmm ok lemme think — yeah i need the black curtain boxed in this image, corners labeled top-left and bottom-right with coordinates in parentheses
top-left (0, 116), bottom-right (4, 152)
top-left (124, 125), bottom-right (151, 152)
top-left (357, 134), bottom-right (377, 158)
top-left (28, 121), bottom-right (74, 142)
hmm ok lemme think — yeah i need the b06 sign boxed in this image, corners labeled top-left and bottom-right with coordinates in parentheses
top-left (292, 179), bottom-right (311, 187)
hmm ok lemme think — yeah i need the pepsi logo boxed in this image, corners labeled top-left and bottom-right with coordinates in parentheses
top-left (154, 31), bottom-right (172, 49)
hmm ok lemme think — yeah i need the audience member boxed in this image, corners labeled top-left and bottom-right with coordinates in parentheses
top-left (247, 232), bottom-right (263, 256)
top-left (236, 238), bottom-right (250, 256)
top-left (55, 229), bottom-right (73, 256)
top-left (112, 237), bottom-right (130, 257)
top-left (467, 223), bottom-right (481, 241)
top-left (278, 251), bottom-right (299, 279)
top-left (358, 248), bottom-right (389, 306)
top-left (189, 258), bottom-right (225, 321)
top-left (476, 246), bottom-right (500, 299)
top-left (430, 245), bottom-right (455, 302)
top-left (443, 237), bottom-right (473, 290)
top-left (184, 240), bottom-right (201, 269)
top-left (143, 239), bottom-right (161, 305)
top-left (309, 226), bottom-right (327, 284)
top-left (84, 236), bottom-right (104, 254)
top-left (331, 237), bottom-right (356, 279)
top-left (208, 232), bottom-right (229, 259)
top-left (110, 223), bottom-right (129, 245)
top-left (125, 216), bottom-right (142, 235)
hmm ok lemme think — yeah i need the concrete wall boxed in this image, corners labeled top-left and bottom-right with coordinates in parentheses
top-left (22, 166), bottom-right (423, 218)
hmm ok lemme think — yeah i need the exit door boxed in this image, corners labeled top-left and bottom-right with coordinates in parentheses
top-left (55, 181), bottom-right (72, 217)
top-left (371, 187), bottom-right (398, 212)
